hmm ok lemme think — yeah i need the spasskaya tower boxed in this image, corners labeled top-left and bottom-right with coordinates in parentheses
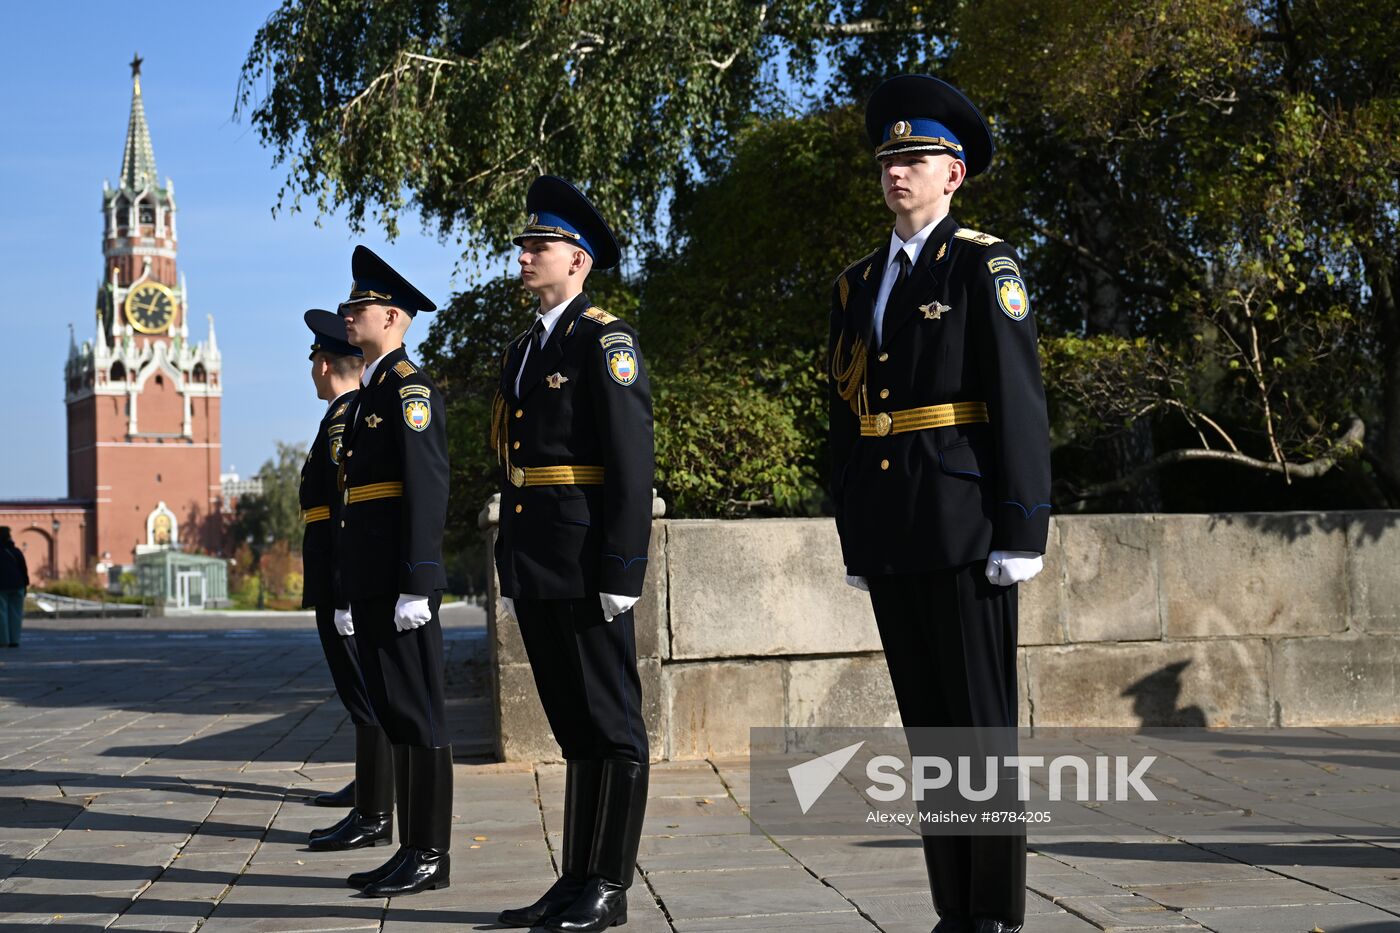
top-left (61, 55), bottom-right (224, 569)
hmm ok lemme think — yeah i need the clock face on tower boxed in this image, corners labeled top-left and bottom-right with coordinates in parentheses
top-left (124, 282), bottom-right (176, 334)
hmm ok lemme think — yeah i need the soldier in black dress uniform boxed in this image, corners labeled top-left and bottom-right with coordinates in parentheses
top-left (493, 176), bottom-right (654, 933)
top-left (333, 247), bottom-right (453, 897)
top-left (827, 75), bottom-right (1052, 933)
top-left (299, 309), bottom-right (396, 852)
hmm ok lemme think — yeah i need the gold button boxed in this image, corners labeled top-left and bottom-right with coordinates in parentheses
top-left (346, 450), bottom-right (353, 457)
top-left (514, 504), bottom-right (523, 513)
top-left (879, 389), bottom-right (890, 399)
top-left (515, 409), bottom-right (524, 419)
top-left (512, 441), bottom-right (520, 450)
top-left (878, 352), bottom-right (889, 362)
top-left (880, 459), bottom-right (890, 471)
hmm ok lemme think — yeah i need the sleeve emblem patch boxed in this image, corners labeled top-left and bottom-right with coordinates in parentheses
top-left (327, 423), bottom-right (346, 464)
top-left (987, 256), bottom-right (1020, 276)
top-left (399, 384), bottom-right (431, 400)
top-left (995, 275), bottom-right (1030, 320)
top-left (600, 332), bottom-right (634, 350)
top-left (606, 348), bottom-right (639, 386)
top-left (402, 399), bottom-right (431, 432)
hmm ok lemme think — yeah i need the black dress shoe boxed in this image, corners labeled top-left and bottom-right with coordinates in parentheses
top-left (499, 874), bottom-right (589, 927)
top-left (545, 877), bottom-right (627, 931)
top-left (359, 847), bottom-right (450, 897)
top-left (308, 779), bottom-right (355, 807)
top-left (307, 809), bottom-right (392, 851)
top-left (932, 915), bottom-right (974, 933)
top-left (347, 845), bottom-right (409, 889)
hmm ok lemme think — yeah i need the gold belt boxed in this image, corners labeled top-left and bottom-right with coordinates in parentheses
top-left (345, 481), bottom-right (404, 504)
top-left (302, 506), bottom-right (331, 524)
top-left (859, 401), bottom-right (989, 437)
top-left (509, 465), bottom-right (605, 488)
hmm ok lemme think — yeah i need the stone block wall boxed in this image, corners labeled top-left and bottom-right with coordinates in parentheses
top-left (486, 512), bottom-right (1400, 761)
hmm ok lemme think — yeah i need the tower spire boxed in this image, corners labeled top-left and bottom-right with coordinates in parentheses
top-left (119, 53), bottom-right (158, 191)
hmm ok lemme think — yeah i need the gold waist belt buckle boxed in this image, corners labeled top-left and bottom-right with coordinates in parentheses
top-left (509, 464), bottom-right (605, 488)
top-left (344, 481), bottom-right (405, 505)
top-left (859, 401), bottom-right (989, 437)
top-left (302, 506), bottom-right (331, 524)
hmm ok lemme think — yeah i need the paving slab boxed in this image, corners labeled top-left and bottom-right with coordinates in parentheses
top-left (3, 613), bottom-right (1399, 931)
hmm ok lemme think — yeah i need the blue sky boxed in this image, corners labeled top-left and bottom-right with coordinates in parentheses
top-left (0, 3), bottom-right (502, 496)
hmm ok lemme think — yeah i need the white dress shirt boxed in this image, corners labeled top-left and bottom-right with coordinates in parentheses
top-left (514, 297), bottom-right (576, 396)
top-left (872, 213), bottom-right (946, 347)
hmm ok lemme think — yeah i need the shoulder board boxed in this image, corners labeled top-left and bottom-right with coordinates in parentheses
top-left (835, 249), bottom-right (880, 285)
top-left (393, 360), bottom-right (417, 378)
top-left (581, 307), bottom-right (618, 326)
top-left (836, 249), bottom-right (881, 312)
top-left (332, 402), bottom-right (349, 418)
top-left (953, 228), bottom-right (1004, 247)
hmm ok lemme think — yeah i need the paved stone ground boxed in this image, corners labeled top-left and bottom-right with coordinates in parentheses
top-left (1, 610), bottom-right (1397, 932)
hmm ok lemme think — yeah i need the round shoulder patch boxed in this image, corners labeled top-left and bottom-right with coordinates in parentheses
top-left (995, 275), bottom-right (1029, 321)
top-left (606, 347), bottom-right (639, 386)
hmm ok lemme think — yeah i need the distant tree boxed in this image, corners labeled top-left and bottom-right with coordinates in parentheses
top-left (229, 441), bottom-right (306, 554)
top-left (242, 0), bottom-right (1400, 512)
top-left (235, 0), bottom-right (938, 251)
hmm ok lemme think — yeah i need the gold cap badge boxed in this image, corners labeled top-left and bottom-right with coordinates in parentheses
top-left (892, 120), bottom-right (911, 138)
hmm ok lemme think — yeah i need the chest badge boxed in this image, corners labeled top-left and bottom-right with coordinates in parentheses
top-left (545, 372), bottom-right (570, 389)
top-left (921, 301), bottom-right (951, 321)
top-left (365, 413), bottom-right (383, 428)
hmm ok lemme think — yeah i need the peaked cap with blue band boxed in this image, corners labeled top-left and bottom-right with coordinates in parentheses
top-left (337, 245), bottom-right (437, 316)
top-left (304, 308), bottom-right (363, 360)
top-left (512, 175), bottom-right (621, 270)
top-left (865, 74), bottom-right (995, 177)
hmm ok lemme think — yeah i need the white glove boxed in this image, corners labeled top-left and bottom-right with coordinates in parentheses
top-left (600, 592), bottom-right (638, 622)
top-left (845, 574), bottom-right (870, 592)
top-left (393, 593), bottom-right (432, 631)
top-left (333, 607), bottom-right (354, 636)
top-left (985, 550), bottom-right (1044, 586)
top-left (500, 596), bottom-right (517, 623)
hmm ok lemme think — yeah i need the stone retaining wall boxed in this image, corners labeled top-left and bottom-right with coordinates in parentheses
top-left (485, 511), bottom-right (1400, 761)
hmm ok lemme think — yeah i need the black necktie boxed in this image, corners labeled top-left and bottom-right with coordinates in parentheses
top-left (877, 251), bottom-right (912, 348)
top-left (890, 249), bottom-right (912, 299)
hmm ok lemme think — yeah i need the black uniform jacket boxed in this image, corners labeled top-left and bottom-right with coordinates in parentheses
top-left (827, 215), bottom-right (1052, 576)
top-left (337, 346), bottom-right (449, 601)
top-left (494, 293), bottom-right (655, 600)
top-left (300, 389), bottom-right (356, 609)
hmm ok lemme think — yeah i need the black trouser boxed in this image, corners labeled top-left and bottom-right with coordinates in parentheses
top-left (868, 563), bottom-right (1026, 928)
top-left (515, 597), bottom-right (647, 762)
top-left (350, 592), bottom-right (448, 748)
top-left (313, 604), bottom-right (377, 727)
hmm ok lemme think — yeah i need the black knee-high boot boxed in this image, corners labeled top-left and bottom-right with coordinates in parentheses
top-left (346, 743), bottom-right (412, 888)
top-left (361, 744), bottom-right (453, 896)
top-left (546, 760), bottom-right (648, 932)
top-left (498, 759), bottom-right (604, 927)
top-left (310, 724), bottom-right (393, 849)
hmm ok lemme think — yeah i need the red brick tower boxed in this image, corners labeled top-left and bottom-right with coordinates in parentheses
top-left (63, 56), bottom-right (223, 571)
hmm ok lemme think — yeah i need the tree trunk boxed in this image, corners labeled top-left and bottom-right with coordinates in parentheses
top-left (1372, 260), bottom-right (1400, 490)
top-left (1069, 164), bottom-right (1164, 510)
